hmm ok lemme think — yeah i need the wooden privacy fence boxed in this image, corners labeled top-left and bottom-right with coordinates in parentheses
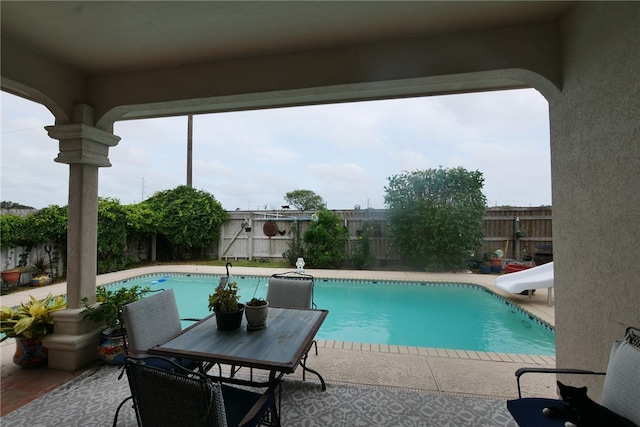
top-left (482, 207), bottom-right (553, 263)
top-left (0, 207), bottom-right (552, 270)
top-left (218, 207), bottom-right (552, 265)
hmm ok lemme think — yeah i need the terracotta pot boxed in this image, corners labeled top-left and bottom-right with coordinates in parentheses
top-left (14, 336), bottom-right (48, 368)
top-left (245, 302), bottom-right (269, 330)
top-left (1, 269), bottom-right (22, 285)
top-left (214, 304), bottom-right (245, 331)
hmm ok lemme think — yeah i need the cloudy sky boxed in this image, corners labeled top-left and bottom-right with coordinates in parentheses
top-left (1, 88), bottom-right (551, 211)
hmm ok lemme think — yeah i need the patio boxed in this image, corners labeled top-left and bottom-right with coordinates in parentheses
top-left (1, 267), bottom-right (556, 424)
top-left (2, 0), bottom-right (638, 409)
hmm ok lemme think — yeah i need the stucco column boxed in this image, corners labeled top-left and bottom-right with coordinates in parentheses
top-left (42, 105), bottom-right (120, 371)
top-left (46, 122), bottom-right (120, 307)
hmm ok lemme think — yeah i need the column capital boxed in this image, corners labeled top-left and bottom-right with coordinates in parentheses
top-left (46, 123), bottom-right (121, 167)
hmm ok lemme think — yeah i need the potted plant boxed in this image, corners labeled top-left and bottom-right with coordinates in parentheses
top-left (30, 257), bottom-right (52, 287)
top-left (479, 260), bottom-right (492, 274)
top-left (82, 285), bottom-right (150, 364)
top-left (490, 249), bottom-right (504, 273)
top-left (0, 293), bottom-right (66, 367)
top-left (1, 268), bottom-right (21, 286)
top-left (1, 250), bottom-right (22, 288)
top-left (245, 297), bottom-right (269, 330)
top-left (208, 281), bottom-right (245, 330)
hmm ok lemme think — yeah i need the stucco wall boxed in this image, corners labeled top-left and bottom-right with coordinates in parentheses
top-left (551, 2), bottom-right (640, 398)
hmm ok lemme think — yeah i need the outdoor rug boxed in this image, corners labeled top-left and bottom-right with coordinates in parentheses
top-left (1, 364), bottom-right (517, 426)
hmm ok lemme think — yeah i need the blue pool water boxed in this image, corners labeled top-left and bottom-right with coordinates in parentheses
top-left (110, 273), bottom-right (555, 355)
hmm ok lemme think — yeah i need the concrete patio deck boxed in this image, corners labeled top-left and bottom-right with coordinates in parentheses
top-left (1, 266), bottom-right (557, 417)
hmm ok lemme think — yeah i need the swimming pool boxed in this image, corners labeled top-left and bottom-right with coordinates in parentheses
top-left (111, 273), bottom-right (555, 355)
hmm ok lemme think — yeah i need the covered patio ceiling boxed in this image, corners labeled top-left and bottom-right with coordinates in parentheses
top-left (2, 1), bottom-right (573, 123)
top-left (2, 1), bottom-right (571, 73)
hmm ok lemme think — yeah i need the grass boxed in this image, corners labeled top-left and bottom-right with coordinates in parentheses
top-left (194, 259), bottom-right (290, 269)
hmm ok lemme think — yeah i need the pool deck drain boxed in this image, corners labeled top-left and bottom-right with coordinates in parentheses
top-left (1, 265), bottom-right (557, 416)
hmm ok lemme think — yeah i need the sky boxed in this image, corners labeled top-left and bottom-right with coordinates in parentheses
top-left (1, 88), bottom-right (551, 211)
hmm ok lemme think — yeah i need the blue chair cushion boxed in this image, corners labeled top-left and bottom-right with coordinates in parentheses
top-left (222, 384), bottom-right (276, 427)
top-left (507, 398), bottom-right (567, 427)
top-left (142, 356), bottom-right (198, 371)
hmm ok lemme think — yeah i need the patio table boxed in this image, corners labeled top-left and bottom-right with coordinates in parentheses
top-left (149, 307), bottom-right (328, 390)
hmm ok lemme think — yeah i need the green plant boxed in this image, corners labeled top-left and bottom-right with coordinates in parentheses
top-left (384, 167), bottom-right (487, 271)
top-left (0, 293), bottom-right (66, 341)
top-left (82, 285), bottom-right (150, 333)
top-left (352, 221), bottom-right (375, 269)
top-left (0, 205), bottom-right (68, 277)
top-left (208, 281), bottom-right (240, 313)
top-left (31, 257), bottom-right (49, 276)
top-left (0, 215), bottom-right (28, 249)
top-left (283, 221), bottom-right (305, 266)
top-left (97, 198), bottom-right (130, 274)
top-left (303, 210), bottom-right (349, 269)
top-left (246, 297), bottom-right (267, 307)
top-left (16, 249), bottom-right (32, 268)
top-left (144, 185), bottom-right (229, 259)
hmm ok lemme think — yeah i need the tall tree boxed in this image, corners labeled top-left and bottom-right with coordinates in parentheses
top-left (284, 190), bottom-right (326, 210)
top-left (384, 167), bottom-right (487, 271)
top-left (144, 185), bottom-right (229, 259)
top-left (303, 210), bottom-right (348, 268)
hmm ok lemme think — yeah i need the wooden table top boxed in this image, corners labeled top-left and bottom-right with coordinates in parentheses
top-left (149, 307), bottom-right (328, 373)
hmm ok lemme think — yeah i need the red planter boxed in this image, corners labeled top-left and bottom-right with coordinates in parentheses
top-left (504, 263), bottom-right (533, 274)
top-left (1, 269), bottom-right (22, 285)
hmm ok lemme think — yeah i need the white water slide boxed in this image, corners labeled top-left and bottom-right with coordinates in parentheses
top-left (495, 262), bottom-right (554, 305)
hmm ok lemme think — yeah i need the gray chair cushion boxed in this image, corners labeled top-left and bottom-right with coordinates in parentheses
top-left (122, 289), bottom-right (182, 355)
top-left (601, 338), bottom-right (640, 425)
top-left (266, 277), bottom-right (313, 309)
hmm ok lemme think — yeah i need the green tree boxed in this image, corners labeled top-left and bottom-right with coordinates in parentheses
top-left (282, 221), bottom-right (305, 266)
top-left (29, 205), bottom-right (68, 277)
top-left (303, 210), bottom-right (348, 268)
top-left (97, 198), bottom-right (130, 273)
top-left (29, 205), bottom-right (68, 246)
top-left (124, 203), bottom-right (159, 236)
top-left (0, 214), bottom-right (28, 250)
top-left (1, 206), bottom-right (68, 275)
top-left (0, 201), bottom-right (35, 210)
top-left (384, 167), bottom-right (487, 271)
top-left (284, 189), bottom-right (326, 210)
top-left (144, 185), bottom-right (229, 259)
top-left (352, 220), bottom-right (375, 269)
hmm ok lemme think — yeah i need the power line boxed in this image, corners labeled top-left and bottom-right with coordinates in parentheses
top-left (1, 126), bottom-right (45, 134)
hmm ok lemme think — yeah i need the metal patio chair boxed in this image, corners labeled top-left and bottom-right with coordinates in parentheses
top-left (507, 326), bottom-right (640, 427)
top-left (266, 272), bottom-right (323, 388)
top-left (113, 356), bottom-right (280, 427)
top-left (122, 288), bottom-right (220, 375)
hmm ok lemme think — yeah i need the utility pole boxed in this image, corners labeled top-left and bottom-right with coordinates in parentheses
top-left (187, 115), bottom-right (193, 187)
